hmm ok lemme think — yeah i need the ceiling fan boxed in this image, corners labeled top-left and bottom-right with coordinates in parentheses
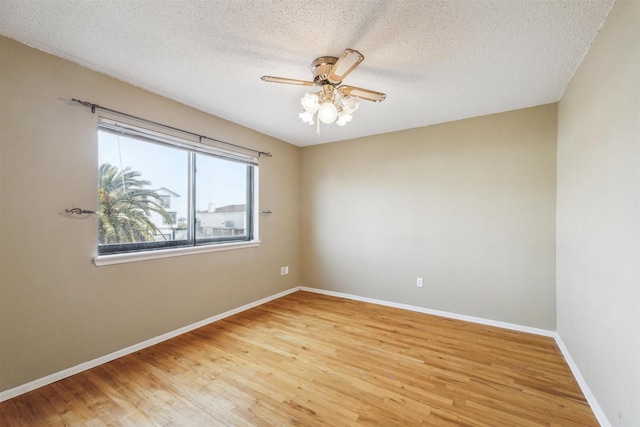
top-left (261, 49), bottom-right (386, 127)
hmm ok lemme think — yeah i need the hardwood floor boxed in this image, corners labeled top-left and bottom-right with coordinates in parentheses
top-left (1, 291), bottom-right (598, 426)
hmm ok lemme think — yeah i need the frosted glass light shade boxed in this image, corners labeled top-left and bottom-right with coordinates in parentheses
top-left (299, 110), bottom-right (315, 125)
top-left (336, 112), bottom-right (353, 126)
top-left (318, 102), bottom-right (338, 124)
top-left (301, 93), bottom-right (319, 113)
top-left (341, 96), bottom-right (360, 115)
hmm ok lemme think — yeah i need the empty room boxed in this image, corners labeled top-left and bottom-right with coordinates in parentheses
top-left (0, 1), bottom-right (638, 426)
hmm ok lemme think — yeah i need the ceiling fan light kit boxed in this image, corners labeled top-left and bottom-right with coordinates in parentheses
top-left (261, 48), bottom-right (386, 132)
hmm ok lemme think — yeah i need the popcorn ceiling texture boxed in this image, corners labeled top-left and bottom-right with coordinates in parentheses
top-left (0, 0), bottom-right (614, 146)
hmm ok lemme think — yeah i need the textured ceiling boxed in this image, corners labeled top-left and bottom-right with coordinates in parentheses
top-left (0, 0), bottom-right (614, 147)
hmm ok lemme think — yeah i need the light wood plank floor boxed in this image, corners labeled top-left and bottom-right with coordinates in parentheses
top-left (1, 291), bottom-right (598, 426)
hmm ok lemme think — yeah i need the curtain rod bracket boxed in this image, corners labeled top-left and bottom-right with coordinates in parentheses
top-left (65, 208), bottom-right (97, 215)
top-left (72, 98), bottom-right (98, 114)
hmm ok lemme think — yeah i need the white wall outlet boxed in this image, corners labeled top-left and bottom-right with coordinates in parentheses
top-left (281, 266), bottom-right (289, 275)
top-left (417, 277), bottom-right (423, 288)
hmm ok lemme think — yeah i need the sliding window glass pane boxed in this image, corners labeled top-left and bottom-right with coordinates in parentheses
top-left (195, 154), bottom-right (250, 243)
top-left (98, 131), bottom-right (190, 254)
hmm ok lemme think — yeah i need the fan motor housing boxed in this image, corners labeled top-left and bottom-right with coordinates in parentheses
top-left (311, 56), bottom-right (339, 84)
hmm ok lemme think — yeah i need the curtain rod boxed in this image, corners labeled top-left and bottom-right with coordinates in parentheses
top-left (71, 98), bottom-right (272, 158)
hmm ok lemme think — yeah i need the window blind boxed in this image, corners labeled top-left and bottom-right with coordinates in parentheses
top-left (98, 118), bottom-right (259, 166)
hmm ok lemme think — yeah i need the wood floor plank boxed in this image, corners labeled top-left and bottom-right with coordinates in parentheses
top-left (0, 291), bottom-right (599, 426)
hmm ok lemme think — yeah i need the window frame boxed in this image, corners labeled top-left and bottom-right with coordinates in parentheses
top-left (94, 118), bottom-right (260, 265)
top-left (159, 195), bottom-right (171, 208)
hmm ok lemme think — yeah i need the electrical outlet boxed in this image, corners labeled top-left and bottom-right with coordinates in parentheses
top-left (281, 266), bottom-right (289, 275)
top-left (417, 277), bottom-right (423, 288)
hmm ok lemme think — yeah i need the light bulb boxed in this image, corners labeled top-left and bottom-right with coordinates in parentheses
top-left (318, 102), bottom-right (338, 124)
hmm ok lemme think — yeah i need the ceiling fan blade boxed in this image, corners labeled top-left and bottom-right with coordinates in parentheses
top-left (340, 85), bottom-right (387, 102)
top-left (328, 49), bottom-right (364, 82)
top-left (261, 76), bottom-right (315, 86)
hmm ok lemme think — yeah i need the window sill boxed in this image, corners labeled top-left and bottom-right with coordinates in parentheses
top-left (93, 240), bottom-right (261, 266)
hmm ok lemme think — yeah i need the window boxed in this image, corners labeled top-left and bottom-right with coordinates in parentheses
top-left (162, 212), bottom-right (177, 225)
top-left (97, 118), bottom-right (257, 257)
top-left (159, 195), bottom-right (171, 208)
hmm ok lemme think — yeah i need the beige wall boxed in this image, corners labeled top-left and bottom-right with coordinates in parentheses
top-left (301, 104), bottom-right (558, 329)
top-left (0, 36), bottom-right (301, 392)
top-left (557, 0), bottom-right (640, 425)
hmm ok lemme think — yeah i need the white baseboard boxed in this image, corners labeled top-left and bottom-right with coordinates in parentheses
top-left (2, 284), bottom-right (609, 427)
top-left (0, 286), bottom-right (301, 403)
top-left (554, 335), bottom-right (611, 427)
top-left (300, 286), bottom-right (556, 337)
